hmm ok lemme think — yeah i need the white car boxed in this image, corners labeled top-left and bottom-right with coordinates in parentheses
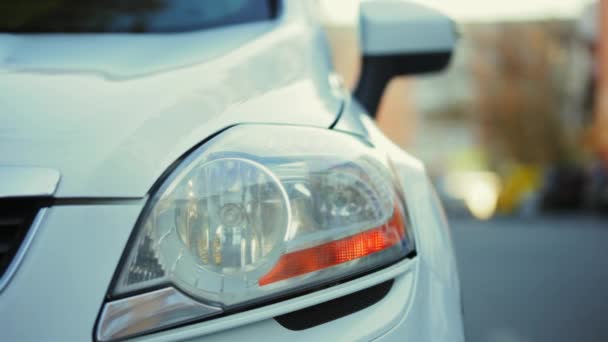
top-left (0, 1), bottom-right (464, 341)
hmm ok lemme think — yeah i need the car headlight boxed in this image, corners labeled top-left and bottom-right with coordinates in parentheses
top-left (97, 125), bottom-right (415, 341)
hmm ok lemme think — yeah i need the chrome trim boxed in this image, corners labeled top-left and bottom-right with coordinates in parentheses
top-left (0, 208), bottom-right (47, 292)
top-left (0, 166), bottom-right (60, 198)
top-left (97, 287), bottom-right (222, 341)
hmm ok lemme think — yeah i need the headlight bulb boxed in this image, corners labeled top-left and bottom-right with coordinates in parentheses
top-left (174, 158), bottom-right (290, 275)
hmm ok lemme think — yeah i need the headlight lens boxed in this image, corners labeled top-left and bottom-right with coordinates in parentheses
top-left (100, 125), bottom-right (414, 341)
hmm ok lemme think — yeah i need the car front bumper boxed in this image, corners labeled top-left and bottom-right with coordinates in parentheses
top-left (0, 200), bottom-right (463, 341)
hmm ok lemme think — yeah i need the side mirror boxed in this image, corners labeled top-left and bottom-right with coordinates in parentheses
top-left (354, 0), bottom-right (457, 117)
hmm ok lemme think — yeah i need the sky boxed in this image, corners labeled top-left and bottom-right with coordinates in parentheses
top-left (421, 0), bottom-right (595, 22)
top-left (319, 0), bottom-right (596, 24)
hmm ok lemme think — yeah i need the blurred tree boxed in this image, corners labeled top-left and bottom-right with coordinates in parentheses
top-left (469, 21), bottom-right (579, 169)
top-left (594, 0), bottom-right (608, 164)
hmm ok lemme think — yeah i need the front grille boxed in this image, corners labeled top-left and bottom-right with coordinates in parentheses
top-left (0, 198), bottom-right (50, 279)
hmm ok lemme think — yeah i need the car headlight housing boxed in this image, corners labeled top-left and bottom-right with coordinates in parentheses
top-left (97, 125), bottom-right (415, 341)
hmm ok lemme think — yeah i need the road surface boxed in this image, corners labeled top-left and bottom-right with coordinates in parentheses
top-left (451, 215), bottom-right (608, 342)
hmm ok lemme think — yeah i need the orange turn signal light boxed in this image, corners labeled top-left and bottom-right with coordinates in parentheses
top-left (259, 207), bottom-right (406, 286)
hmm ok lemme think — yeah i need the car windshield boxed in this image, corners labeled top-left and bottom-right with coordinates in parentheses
top-left (0, 0), bottom-right (276, 33)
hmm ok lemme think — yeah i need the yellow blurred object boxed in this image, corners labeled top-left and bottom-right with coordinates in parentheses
top-left (465, 178), bottom-right (501, 220)
top-left (445, 171), bottom-right (502, 220)
top-left (496, 165), bottom-right (543, 214)
top-left (448, 148), bottom-right (489, 172)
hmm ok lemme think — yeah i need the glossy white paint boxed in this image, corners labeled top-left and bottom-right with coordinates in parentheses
top-left (0, 0), bottom-right (341, 198)
top-left (0, 166), bottom-right (60, 198)
top-left (360, 0), bottom-right (456, 56)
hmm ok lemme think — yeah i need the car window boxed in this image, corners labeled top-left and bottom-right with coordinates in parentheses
top-left (0, 0), bottom-right (277, 33)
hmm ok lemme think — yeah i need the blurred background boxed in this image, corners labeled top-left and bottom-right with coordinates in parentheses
top-left (319, 1), bottom-right (608, 341)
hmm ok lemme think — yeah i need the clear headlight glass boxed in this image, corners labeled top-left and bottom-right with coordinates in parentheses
top-left (101, 125), bottom-right (414, 340)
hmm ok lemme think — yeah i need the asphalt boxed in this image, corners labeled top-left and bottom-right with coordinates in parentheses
top-left (451, 215), bottom-right (608, 342)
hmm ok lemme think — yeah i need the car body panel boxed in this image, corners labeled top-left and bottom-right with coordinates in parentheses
top-left (0, 1), bottom-right (342, 198)
top-left (0, 203), bottom-right (144, 341)
top-left (0, 166), bottom-right (60, 198)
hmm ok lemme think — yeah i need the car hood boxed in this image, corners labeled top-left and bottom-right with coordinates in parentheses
top-left (0, 22), bottom-right (342, 197)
